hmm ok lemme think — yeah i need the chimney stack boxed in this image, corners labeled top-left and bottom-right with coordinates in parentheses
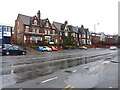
top-left (81, 25), bottom-right (84, 29)
top-left (37, 10), bottom-right (41, 20)
top-left (64, 20), bottom-right (68, 25)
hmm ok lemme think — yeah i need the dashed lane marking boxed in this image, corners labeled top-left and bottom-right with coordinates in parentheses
top-left (73, 70), bottom-right (76, 72)
top-left (41, 77), bottom-right (58, 83)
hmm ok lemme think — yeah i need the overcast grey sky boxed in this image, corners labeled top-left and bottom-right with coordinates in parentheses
top-left (0, 0), bottom-right (119, 35)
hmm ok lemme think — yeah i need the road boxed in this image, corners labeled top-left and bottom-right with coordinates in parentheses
top-left (0, 48), bottom-right (118, 89)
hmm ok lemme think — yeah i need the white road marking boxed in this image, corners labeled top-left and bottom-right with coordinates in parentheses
top-left (84, 66), bottom-right (88, 69)
top-left (41, 77), bottom-right (58, 83)
top-left (89, 61), bottom-right (110, 75)
top-left (99, 61), bottom-right (110, 67)
top-left (73, 70), bottom-right (76, 72)
top-left (102, 61), bottom-right (110, 64)
top-left (109, 87), bottom-right (112, 88)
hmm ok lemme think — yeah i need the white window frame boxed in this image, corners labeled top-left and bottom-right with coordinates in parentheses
top-left (24, 36), bottom-right (26, 43)
top-left (34, 20), bottom-right (37, 25)
top-left (25, 26), bottom-right (29, 32)
top-left (45, 29), bottom-right (47, 34)
top-left (48, 30), bottom-right (50, 35)
top-left (46, 22), bottom-right (49, 27)
top-left (32, 28), bottom-right (35, 33)
top-left (55, 39), bottom-right (58, 43)
top-left (53, 30), bottom-right (55, 35)
top-left (30, 37), bottom-right (32, 43)
top-left (65, 31), bottom-right (68, 36)
top-left (45, 36), bottom-right (51, 42)
top-left (36, 28), bottom-right (39, 33)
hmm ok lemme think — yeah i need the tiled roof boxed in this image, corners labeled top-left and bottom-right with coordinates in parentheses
top-left (78, 28), bottom-right (85, 34)
top-left (18, 14), bottom-right (48, 27)
top-left (40, 19), bottom-right (47, 27)
top-left (18, 14), bottom-right (32, 25)
top-left (53, 21), bottom-right (63, 31)
top-left (68, 25), bottom-right (78, 33)
top-left (61, 24), bottom-right (66, 30)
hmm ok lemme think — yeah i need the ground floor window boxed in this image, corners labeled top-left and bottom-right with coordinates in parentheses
top-left (25, 36), bottom-right (43, 44)
top-left (45, 36), bottom-right (51, 42)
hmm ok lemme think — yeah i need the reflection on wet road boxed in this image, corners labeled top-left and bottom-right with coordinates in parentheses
top-left (65, 60), bottom-right (110, 88)
top-left (1, 49), bottom-right (118, 88)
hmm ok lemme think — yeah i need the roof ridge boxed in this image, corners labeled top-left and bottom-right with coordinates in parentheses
top-left (18, 14), bottom-right (33, 18)
top-left (53, 21), bottom-right (63, 24)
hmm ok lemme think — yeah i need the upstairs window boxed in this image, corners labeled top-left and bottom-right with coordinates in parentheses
top-left (34, 20), bottom-right (37, 25)
top-left (48, 30), bottom-right (50, 35)
top-left (53, 30), bottom-right (55, 35)
top-left (79, 34), bottom-right (81, 38)
top-left (65, 32), bottom-right (68, 36)
top-left (25, 26), bottom-right (29, 32)
top-left (46, 22), bottom-right (49, 27)
top-left (45, 29), bottom-right (47, 34)
top-left (36, 28), bottom-right (39, 33)
top-left (32, 28), bottom-right (35, 33)
top-left (72, 33), bottom-right (75, 37)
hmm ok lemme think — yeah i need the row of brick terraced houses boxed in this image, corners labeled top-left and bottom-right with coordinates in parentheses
top-left (11, 10), bottom-right (118, 47)
top-left (13, 10), bottom-right (91, 46)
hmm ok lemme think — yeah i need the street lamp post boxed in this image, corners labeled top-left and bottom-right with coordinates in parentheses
top-left (94, 23), bottom-right (99, 49)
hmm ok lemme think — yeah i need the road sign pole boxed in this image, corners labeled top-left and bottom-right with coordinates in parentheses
top-left (2, 26), bottom-right (4, 48)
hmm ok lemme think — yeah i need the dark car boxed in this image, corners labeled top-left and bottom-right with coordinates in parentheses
top-left (2, 46), bottom-right (26, 55)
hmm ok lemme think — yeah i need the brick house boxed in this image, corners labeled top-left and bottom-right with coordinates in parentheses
top-left (90, 32), bottom-right (106, 45)
top-left (78, 25), bottom-right (91, 45)
top-left (105, 35), bottom-right (116, 44)
top-left (52, 21), bottom-right (70, 45)
top-left (14, 10), bottom-right (57, 46)
top-left (53, 22), bottom-right (91, 46)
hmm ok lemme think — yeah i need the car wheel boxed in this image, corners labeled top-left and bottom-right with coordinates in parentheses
top-left (6, 52), bottom-right (10, 55)
top-left (22, 52), bottom-right (26, 55)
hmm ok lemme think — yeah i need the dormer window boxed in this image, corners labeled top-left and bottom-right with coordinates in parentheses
top-left (53, 30), bottom-right (55, 35)
top-left (46, 22), bottom-right (49, 27)
top-left (34, 20), bottom-right (37, 25)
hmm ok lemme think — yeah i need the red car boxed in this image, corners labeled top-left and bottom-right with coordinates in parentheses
top-left (49, 46), bottom-right (58, 51)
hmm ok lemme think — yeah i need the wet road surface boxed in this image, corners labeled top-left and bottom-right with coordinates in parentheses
top-left (0, 48), bottom-right (118, 89)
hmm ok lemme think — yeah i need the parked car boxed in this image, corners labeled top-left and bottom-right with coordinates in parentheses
top-left (36, 46), bottom-right (52, 51)
top-left (49, 46), bottom-right (58, 51)
top-left (36, 46), bottom-right (47, 51)
top-left (79, 46), bottom-right (87, 50)
top-left (2, 46), bottom-right (26, 55)
top-left (110, 46), bottom-right (117, 50)
top-left (43, 46), bottom-right (52, 51)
